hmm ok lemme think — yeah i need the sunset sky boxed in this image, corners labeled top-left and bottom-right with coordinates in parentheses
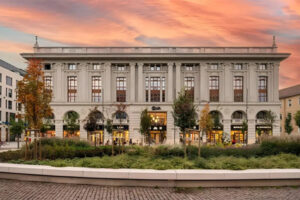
top-left (0, 0), bottom-right (299, 89)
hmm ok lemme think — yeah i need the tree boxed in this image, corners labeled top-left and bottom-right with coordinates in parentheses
top-left (140, 109), bottom-right (152, 146)
top-left (17, 59), bottom-right (52, 159)
top-left (285, 113), bottom-right (293, 135)
top-left (105, 118), bottom-right (114, 155)
top-left (172, 89), bottom-right (197, 158)
top-left (241, 120), bottom-right (248, 143)
top-left (264, 110), bottom-right (277, 134)
top-left (112, 104), bottom-right (127, 153)
top-left (9, 119), bottom-right (25, 149)
top-left (199, 103), bottom-right (213, 157)
top-left (294, 111), bottom-right (300, 131)
top-left (84, 107), bottom-right (104, 147)
top-left (64, 111), bottom-right (80, 137)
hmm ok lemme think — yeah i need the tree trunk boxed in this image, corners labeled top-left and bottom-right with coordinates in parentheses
top-left (17, 135), bottom-right (20, 149)
top-left (112, 135), bottom-right (114, 156)
top-left (183, 130), bottom-right (187, 158)
top-left (148, 131), bottom-right (151, 146)
top-left (198, 131), bottom-right (201, 157)
top-left (39, 132), bottom-right (42, 160)
top-left (25, 139), bottom-right (28, 160)
top-left (34, 131), bottom-right (37, 160)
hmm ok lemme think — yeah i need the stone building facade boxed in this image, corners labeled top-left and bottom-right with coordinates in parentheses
top-left (21, 45), bottom-right (290, 145)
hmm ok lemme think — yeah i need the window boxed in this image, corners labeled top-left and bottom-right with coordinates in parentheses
top-left (68, 64), bottom-right (77, 70)
top-left (8, 88), bottom-right (12, 98)
top-left (150, 77), bottom-right (161, 102)
top-left (44, 63), bottom-right (51, 70)
top-left (0, 86), bottom-right (1, 95)
top-left (6, 76), bottom-right (12, 86)
top-left (44, 76), bottom-right (53, 91)
top-left (184, 77), bottom-right (194, 100)
top-left (150, 64), bottom-right (161, 71)
top-left (162, 77), bottom-right (166, 102)
top-left (17, 103), bottom-right (22, 111)
top-left (8, 101), bottom-right (12, 110)
top-left (0, 98), bottom-right (1, 108)
top-left (233, 64), bottom-right (242, 70)
top-left (67, 76), bottom-right (77, 102)
top-left (145, 77), bottom-right (149, 102)
top-left (280, 114), bottom-right (282, 120)
top-left (184, 64), bottom-right (193, 71)
top-left (258, 76), bottom-right (268, 102)
top-left (93, 64), bottom-right (101, 70)
top-left (92, 76), bottom-right (102, 102)
top-left (0, 111), bottom-right (1, 121)
top-left (233, 76), bottom-right (243, 102)
top-left (5, 112), bottom-right (8, 122)
top-left (288, 99), bottom-right (292, 107)
top-left (117, 65), bottom-right (125, 71)
top-left (0, 73), bottom-right (2, 82)
top-left (116, 112), bottom-right (127, 120)
top-left (116, 77), bottom-right (126, 102)
top-left (232, 111), bottom-right (243, 119)
top-left (258, 64), bottom-right (267, 70)
top-left (209, 76), bottom-right (219, 102)
top-left (210, 64), bottom-right (219, 70)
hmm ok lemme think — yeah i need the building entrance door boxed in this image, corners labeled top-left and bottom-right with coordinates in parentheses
top-left (148, 112), bottom-right (167, 145)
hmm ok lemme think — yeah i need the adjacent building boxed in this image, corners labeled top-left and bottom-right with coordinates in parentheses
top-left (21, 42), bottom-right (290, 145)
top-left (0, 59), bottom-right (26, 142)
top-left (280, 84), bottom-right (300, 135)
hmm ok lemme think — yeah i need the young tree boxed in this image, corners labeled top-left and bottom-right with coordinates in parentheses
top-left (64, 111), bottom-right (80, 137)
top-left (172, 89), bottom-right (197, 158)
top-left (285, 113), bottom-right (293, 135)
top-left (264, 110), bottom-right (277, 134)
top-left (140, 109), bottom-right (152, 146)
top-left (199, 103), bottom-right (213, 157)
top-left (241, 120), bottom-right (248, 143)
top-left (294, 111), bottom-right (300, 131)
top-left (105, 118), bottom-right (114, 155)
top-left (9, 119), bottom-right (25, 149)
top-left (112, 104), bottom-right (127, 153)
top-left (17, 59), bottom-right (52, 159)
top-left (84, 107), bottom-right (104, 147)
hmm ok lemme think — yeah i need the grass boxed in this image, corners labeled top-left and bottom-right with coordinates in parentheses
top-left (8, 153), bottom-right (300, 170)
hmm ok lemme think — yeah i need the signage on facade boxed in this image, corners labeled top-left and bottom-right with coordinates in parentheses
top-left (231, 125), bottom-right (243, 130)
top-left (151, 106), bottom-right (161, 111)
top-left (256, 125), bottom-right (272, 129)
top-left (150, 125), bottom-right (166, 131)
top-left (113, 125), bottom-right (129, 130)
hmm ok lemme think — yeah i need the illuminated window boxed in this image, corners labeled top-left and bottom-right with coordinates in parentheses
top-left (258, 64), bottom-right (267, 70)
top-left (150, 77), bottom-right (161, 102)
top-left (44, 76), bottom-right (53, 91)
top-left (92, 76), bottom-right (102, 102)
top-left (67, 76), bottom-right (77, 102)
top-left (145, 77), bottom-right (149, 102)
top-left (116, 77), bottom-right (126, 102)
top-left (93, 64), bottom-right (101, 70)
top-left (68, 64), bottom-right (76, 70)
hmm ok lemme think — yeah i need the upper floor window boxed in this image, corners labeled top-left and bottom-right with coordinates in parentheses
top-left (116, 77), bottom-right (126, 102)
top-left (92, 76), bottom-right (102, 102)
top-left (258, 64), bottom-right (267, 70)
top-left (150, 64), bottom-right (161, 71)
top-left (150, 77), bottom-right (161, 102)
top-left (44, 63), bottom-right (51, 70)
top-left (6, 76), bottom-right (12, 86)
top-left (146, 77), bottom-right (166, 102)
top-left (93, 64), bottom-right (101, 70)
top-left (258, 76), bottom-right (268, 102)
top-left (233, 76), bottom-right (243, 102)
top-left (184, 77), bottom-right (194, 101)
top-left (7, 88), bottom-right (12, 98)
top-left (183, 64), bottom-right (193, 71)
top-left (117, 65), bottom-right (125, 71)
top-left (67, 76), bottom-right (77, 102)
top-left (0, 86), bottom-right (2, 95)
top-left (288, 99), bottom-right (292, 107)
top-left (209, 76), bottom-right (219, 102)
top-left (233, 64), bottom-right (242, 70)
top-left (0, 73), bottom-right (2, 82)
top-left (44, 76), bottom-right (53, 91)
top-left (0, 98), bottom-right (1, 108)
top-left (68, 64), bottom-right (77, 70)
top-left (210, 64), bottom-right (219, 70)
top-left (8, 100), bottom-right (12, 110)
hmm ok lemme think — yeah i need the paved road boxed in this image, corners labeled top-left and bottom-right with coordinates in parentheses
top-left (0, 179), bottom-right (299, 200)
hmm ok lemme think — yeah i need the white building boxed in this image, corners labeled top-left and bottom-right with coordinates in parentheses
top-left (21, 41), bottom-right (290, 145)
top-left (0, 59), bottom-right (25, 142)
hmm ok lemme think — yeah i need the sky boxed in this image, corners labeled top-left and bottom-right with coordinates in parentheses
top-left (0, 0), bottom-right (299, 89)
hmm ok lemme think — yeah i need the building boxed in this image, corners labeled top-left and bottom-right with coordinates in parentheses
top-left (279, 84), bottom-right (300, 135)
top-left (0, 59), bottom-right (26, 142)
top-left (20, 41), bottom-right (289, 145)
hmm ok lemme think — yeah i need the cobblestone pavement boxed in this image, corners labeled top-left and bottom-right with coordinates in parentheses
top-left (0, 179), bottom-right (300, 200)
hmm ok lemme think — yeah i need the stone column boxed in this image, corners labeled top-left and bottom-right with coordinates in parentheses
top-left (247, 119), bottom-right (256, 144)
top-left (80, 120), bottom-right (87, 140)
top-left (223, 119), bottom-right (231, 136)
top-left (137, 63), bottom-right (143, 102)
top-left (55, 120), bottom-right (64, 138)
top-left (166, 111), bottom-right (175, 145)
top-left (200, 64), bottom-right (209, 102)
top-left (167, 62), bottom-right (174, 102)
top-left (175, 62), bottom-right (181, 97)
top-left (104, 63), bottom-right (111, 103)
top-left (55, 63), bottom-right (64, 102)
top-left (78, 64), bottom-right (88, 102)
top-left (248, 62), bottom-right (257, 102)
top-left (273, 119), bottom-right (280, 137)
top-left (273, 63), bottom-right (280, 102)
top-left (130, 63), bottom-right (136, 103)
top-left (0, 127), bottom-right (5, 142)
top-left (224, 63), bottom-right (232, 102)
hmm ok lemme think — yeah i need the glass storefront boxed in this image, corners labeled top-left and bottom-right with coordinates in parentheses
top-left (88, 130), bottom-right (104, 145)
top-left (231, 125), bottom-right (247, 144)
top-left (113, 130), bottom-right (129, 144)
top-left (207, 130), bottom-right (223, 144)
top-left (255, 125), bottom-right (272, 141)
top-left (180, 130), bottom-right (200, 145)
top-left (148, 112), bottom-right (167, 144)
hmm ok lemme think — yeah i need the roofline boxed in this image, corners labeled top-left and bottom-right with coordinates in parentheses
top-left (0, 59), bottom-right (26, 76)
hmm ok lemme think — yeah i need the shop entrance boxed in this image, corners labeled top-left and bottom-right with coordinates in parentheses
top-left (149, 112), bottom-right (167, 144)
top-left (256, 125), bottom-right (272, 142)
top-left (207, 130), bottom-right (223, 144)
top-left (231, 125), bottom-right (247, 144)
top-left (112, 125), bottom-right (129, 145)
top-left (88, 130), bottom-right (104, 145)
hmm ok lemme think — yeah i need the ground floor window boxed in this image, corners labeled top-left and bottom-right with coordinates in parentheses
top-left (88, 130), bottom-right (104, 145)
top-left (150, 131), bottom-right (166, 144)
top-left (180, 130), bottom-right (200, 144)
top-left (63, 130), bottom-right (80, 138)
top-left (230, 130), bottom-right (247, 144)
top-left (113, 130), bottom-right (129, 144)
top-left (207, 130), bottom-right (223, 144)
top-left (255, 125), bottom-right (272, 142)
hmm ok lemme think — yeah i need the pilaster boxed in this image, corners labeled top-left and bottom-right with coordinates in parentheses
top-left (167, 62), bottom-right (174, 102)
top-left (104, 63), bottom-right (111, 103)
top-left (248, 119), bottom-right (256, 144)
top-left (80, 120), bottom-right (87, 140)
top-left (130, 63), bottom-right (136, 103)
top-left (137, 63), bottom-right (143, 102)
top-left (249, 62), bottom-right (257, 102)
top-left (55, 120), bottom-right (63, 138)
top-left (175, 62), bottom-right (181, 97)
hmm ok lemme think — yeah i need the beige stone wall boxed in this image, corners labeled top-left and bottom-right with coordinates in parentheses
top-left (280, 95), bottom-right (300, 135)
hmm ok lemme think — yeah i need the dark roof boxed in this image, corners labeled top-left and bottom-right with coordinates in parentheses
top-left (0, 59), bottom-right (26, 76)
top-left (279, 84), bottom-right (300, 99)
